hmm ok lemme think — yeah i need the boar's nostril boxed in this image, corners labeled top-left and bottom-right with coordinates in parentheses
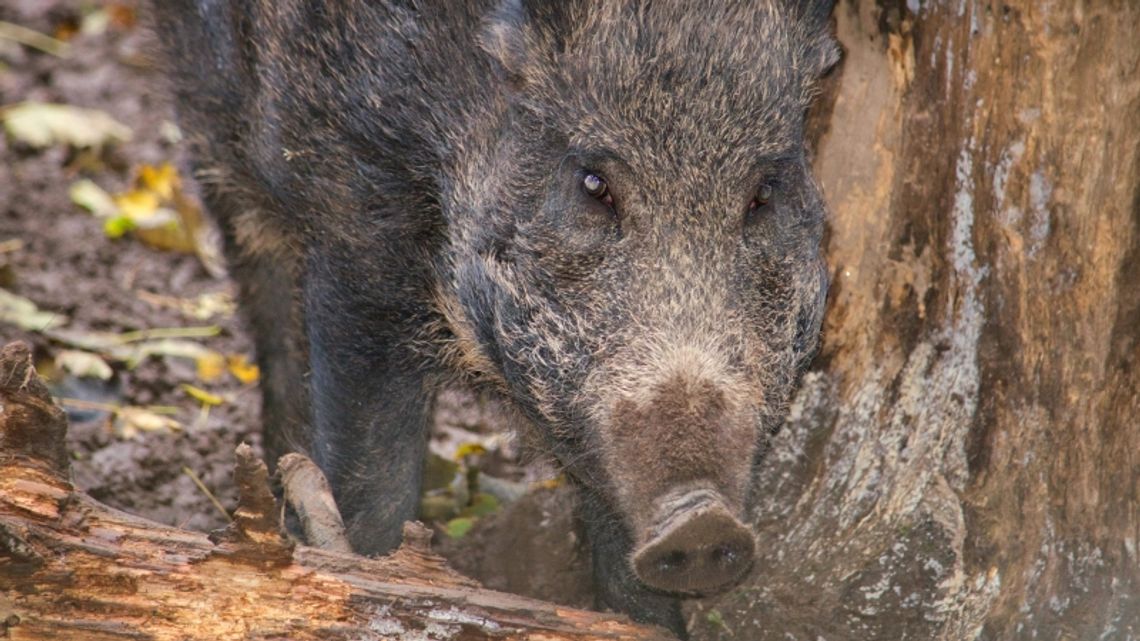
top-left (710, 543), bottom-right (740, 568)
top-left (631, 497), bottom-right (756, 597)
top-left (656, 549), bottom-right (689, 574)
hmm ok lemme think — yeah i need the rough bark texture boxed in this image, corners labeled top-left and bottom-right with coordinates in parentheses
top-left (687, 1), bottom-right (1140, 640)
top-left (0, 342), bottom-right (672, 641)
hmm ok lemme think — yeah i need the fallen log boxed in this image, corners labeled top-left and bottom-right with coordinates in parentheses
top-left (0, 341), bottom-right (671, 641)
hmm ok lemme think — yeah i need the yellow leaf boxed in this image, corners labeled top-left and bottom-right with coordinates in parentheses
top-left (533, 475), bottom-right (566, 490)
top-left (114, 406), bottom-right (181, 439)
top-left (117, 161), bottom-right (222, 265)
top-left (226, 354), bottom-right (260, 384)
top-left (138, 163), bottom-right (178, 201)
top-left (181, 383), bottom-right (223, 406)
top-left (453, 442), bottom-right (487, 462)
top-left (114, 188), bottom-right (160, 220)
top-left (100, 164), bottom-right (200, 255)
top-left (196, 352), bottom-right (226, 382)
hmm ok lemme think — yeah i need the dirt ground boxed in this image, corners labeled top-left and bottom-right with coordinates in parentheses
top-left (1, 0), bottom-right (259, 533)
top-left (1, 0), bottom-right (598, 613)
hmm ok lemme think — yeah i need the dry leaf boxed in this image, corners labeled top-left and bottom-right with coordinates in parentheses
top-left (114, 406), bottom-right (182, 439)
top-left (55, 349), bottom-right (113, 381)
top-left (0, 20), bottom-right (69, 56)
top-left (196, 351), bottom-right (227, 382)
top-left (133, 211), bottom-right (198, 254)
top-left (159, 120), bottom-right (182, 144)
top-left (0, 291), bottom-right (225, 374)
top-left (108, 163), bottom-right (214, 258)
top-left (2, 102), bottom-right (131, 149)
top-left (114, 188), bottom-right (160, 220)
top-left (69, 179), bottom-right (118, 218)
top-left (0, 288), bottom-right (66, 331)
top-left (136, 290), bottom-right (236, 321)
top-left (107, 3), bottom-right (137, 30)
top-left (79, 9), bottom-right (110, 37)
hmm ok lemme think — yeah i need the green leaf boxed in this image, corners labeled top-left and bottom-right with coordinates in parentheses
top-left (444, 517), bottom-right (476, 539)
top-left (461, 492), bottom-right (501, 518)
top-left (705, 608), bottom-right (732, 634)
top-left (103, 215), bottom-right (136, 238)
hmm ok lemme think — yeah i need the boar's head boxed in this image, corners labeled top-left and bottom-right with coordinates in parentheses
top-left (443, 0), bottom-right (838, 596)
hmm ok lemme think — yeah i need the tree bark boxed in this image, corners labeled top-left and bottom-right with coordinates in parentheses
top-left (0, 342), bottom-right (671, 641)
top-left (688, 1), bottom-right (1140, 639)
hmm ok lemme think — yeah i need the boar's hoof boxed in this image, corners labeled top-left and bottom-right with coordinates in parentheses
top-left (632, 499), bottom-right (755, 596)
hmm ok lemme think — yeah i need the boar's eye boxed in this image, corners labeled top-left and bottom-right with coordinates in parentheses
top-left (750, 183), bottom-right (774, 211)
top-left (582, 172), bottom-right (614, 207)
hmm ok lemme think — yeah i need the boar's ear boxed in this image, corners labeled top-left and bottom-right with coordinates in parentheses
top-left (811, 31), bottom-right (842, 78)
top-left (788, 0), bottom-right (841, 76)
top-left (480, 0), bottom-right (581, 86)
top-left (480, 0), bottom-right (529, 82)
top-left (791, 0), bottom-right (836, 30)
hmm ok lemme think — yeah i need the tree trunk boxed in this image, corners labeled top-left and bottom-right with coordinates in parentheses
top-left (0, 342), bottom-right (671, 641)
top-left (687, 1), bottom-right (1140, 639)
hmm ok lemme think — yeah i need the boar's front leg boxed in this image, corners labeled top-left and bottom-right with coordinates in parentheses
top-left (202, 187), bottom-right (311, 472)
top-left (579, 490), bottom-right (688, 639)
top-left (302, 245), bottom-right (433, 556)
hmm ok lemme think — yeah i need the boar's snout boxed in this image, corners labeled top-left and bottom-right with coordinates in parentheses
top-left (595, 348), bottom-right (762, 595)
top-left (631, 489), bottom-right (755, 596)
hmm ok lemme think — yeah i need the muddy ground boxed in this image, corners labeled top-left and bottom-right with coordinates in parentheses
top-left (1, 0), bottom-right (261, 533)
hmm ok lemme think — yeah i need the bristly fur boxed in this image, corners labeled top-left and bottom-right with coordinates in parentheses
top-left (154, 0), bottom-right (838, 636)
